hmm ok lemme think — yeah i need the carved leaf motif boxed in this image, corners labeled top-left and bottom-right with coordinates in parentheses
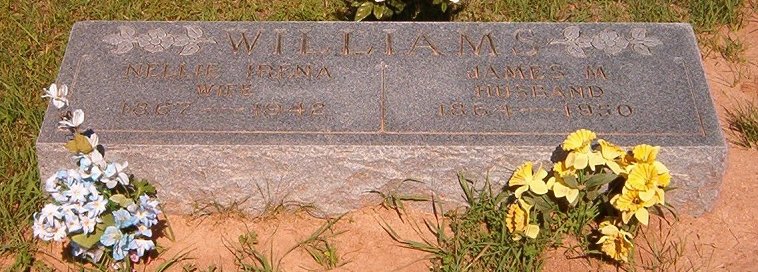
top-left (179, 43), bottom-right (200, 56)
top-left (113, 42), bottom-right (134, 54)
top-left (576, 38), bottom-right (592, 48)
top-left (173, 34), bottom-right (190, 47)
top-left (633, 44), bottom-right (652, 55)
top-left (186, 26), bottom-right (203, 39)
top-left (567, 45), bottom-right (587, 58)
top-left (641, 37), bottom-right (662, 47)
top-left (563, 26), bottom-right (581, 39)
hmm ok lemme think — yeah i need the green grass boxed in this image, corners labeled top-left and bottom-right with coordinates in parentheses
top-left (726, 100), bottom-right (758, 148)
top-left (382, 174), bottom-right (567, 271)
top-left (0, 0), bottom-right (751, 270)
top-left (225, 216), bottom-right (343, 272)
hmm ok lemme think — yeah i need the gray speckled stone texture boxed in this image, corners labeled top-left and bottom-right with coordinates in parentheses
top-left (38, 143), bottom-right (725, 217)
top-left (37, 21), bottom-right (727, 217)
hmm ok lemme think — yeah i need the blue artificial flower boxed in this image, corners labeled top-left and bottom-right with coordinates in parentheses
top-left (128, 195), bottom-right (161, 227)
top-left (112, 234), bottom-right (133, 261)
top-left (101, 162), bottom-right (129, 189)
top-left (99, 226), bottom-right (122, 247)
top-left (78, 156), bottom-right (92, 172)
top-left (70, 241), bottom-right (86, 257)
top-left (112, 209), bottom-right (137, 228)
top-left (45, 171), bottom-right (70, 203)
top-left (136, 224), bottom-right (152, 238)
top-left (129, 238), bottom-right (155, 258)
top-left (89, 165), bottom-right (103, 182)
top-left (62, 209), bottom-right (82, 234)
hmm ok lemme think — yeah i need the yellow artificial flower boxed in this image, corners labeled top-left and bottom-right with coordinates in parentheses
top-left (546, 161), bottom-right (579, 203)
top-left (552, 160), bottom-right (575, 177)
top-left (508, 162), bottom-right (549, 198)
top-left (565, 149), bottom-right (605, 171)
top-left (562, 129), bottom-right (596, 152)
top-left (598, 139), bottom-right (627, 174)
top-left (550, 177), bottom-right (579, 204)
top-left (505, 199), bottom-right (540, 240)
top-left (611, 188), bottom-right (656, 225)
top-left (562, 128), bottom-right (605, 171)
top-left (625, 163), bottom-right (671, 204)
top-left (631, 144), bottom-right (659, 164)
top-left (596, 221), bottom-right (634, 262)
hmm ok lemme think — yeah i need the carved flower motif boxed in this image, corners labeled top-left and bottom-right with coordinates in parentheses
top-left (591, 30), bottom-right (629, 55)
top-left (102, 26), bottom-right (137, 54)
top-left (628, 28), bottom-right (662, 56)
top-left (137, 29), bottom-right (174, 53)
top-left (104, 26), bottom-right (214, 55)
top-left (550, 26), bottom-right (593, 58)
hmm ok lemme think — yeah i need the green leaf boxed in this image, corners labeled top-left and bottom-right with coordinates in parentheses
top-left (134, 179), bottom-right (157, 196)
top-left (65, 133), bottom-right (93, 154)
top-left (458, 173), bottom-right (475, 205)
top-left (521, 194), bottom-right (534, 206)
top-left (384, 8), bottom-right (394, 18)
top-left (563, 175), bottom-right (579, 189)
top-left (373, 4), bottom-right (386, 19)
top-left (389, 0), bottom-right (406, 11)
top-left (71, 213), bottom-right (114, 249)
top-left (355, 2), bottom-right (373, 21)
top-left (585, 190), bottom-right (598, 202)
top-left (110, 194), bottom-right (134, 208)
top-left (440, 2), bottom-right (448, 12)
top-left (585, 173), bottom-right (618, 188)
top-left (533, 195), bottom-right (552, 212)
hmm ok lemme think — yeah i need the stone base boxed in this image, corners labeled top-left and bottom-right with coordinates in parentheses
top-left (37, 144), bottom-right (726, 217)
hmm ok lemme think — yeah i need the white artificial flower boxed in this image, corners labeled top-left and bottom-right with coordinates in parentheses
top-left (33, 215), bottom-right (54, 241)
top-left (85, 193), bottom-right (107, 216)
top-left (89, 150), bottom-right (106, 168)
top-left (44, 174), bottom-right (60, 193)
top-left (374, 0), bottom-right (385, 2)
top-left (86, 133), bottom-right (99, 148)
top-left (63, 182), bottom-right (89, 203)
top-left (80, 214), bottom-right (98, 234)
top-left (450, 0), bottom-right (460, 3)
top-left (58, 109), bottom-right (84, 129)
top-left (39, 204), bottom-right (62, 224)
top-left (52, 220), bottom-right (67, 241)
top-left (63, 212), bottom-right (82, 233)
top-left (102, 162), bottom-right (129, 188)
top-left (42, 83), bottom-right (69, 109)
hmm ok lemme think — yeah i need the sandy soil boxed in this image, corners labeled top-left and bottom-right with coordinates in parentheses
top-left (23, 14), bottom-right (758, 272)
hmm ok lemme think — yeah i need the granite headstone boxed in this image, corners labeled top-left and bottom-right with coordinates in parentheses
top-left (37, 21), bottom-right (727, 216)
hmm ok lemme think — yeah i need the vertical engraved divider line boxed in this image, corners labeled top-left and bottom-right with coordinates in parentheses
top-left (677, 57), bottom-right (706, 136)
top-left (379, 61), bottom-right (387, 133)
top-left (70, 54), bottom-right (89, 94)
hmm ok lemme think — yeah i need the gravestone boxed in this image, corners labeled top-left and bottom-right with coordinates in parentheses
top-left (37, 21), bottom-right (726, 216)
